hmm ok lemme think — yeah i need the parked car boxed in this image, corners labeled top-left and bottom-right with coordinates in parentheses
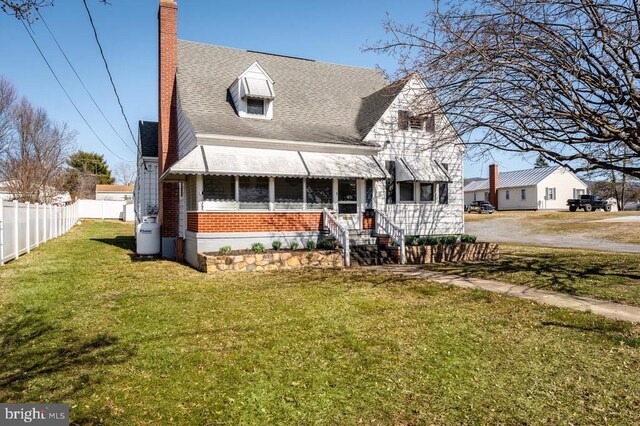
top-left (466, 200), bottom-right (495, 214)
top-left (566, 194), bottom-right (612, 212)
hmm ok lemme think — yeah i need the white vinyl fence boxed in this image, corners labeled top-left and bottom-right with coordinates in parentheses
top-left (0, 200), bottom-right (79, 265)
top-left (78, 199), bottom-right (133, 221)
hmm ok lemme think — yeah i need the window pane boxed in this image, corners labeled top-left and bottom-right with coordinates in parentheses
top-left (239, 176), bottom-right (269, 209)
top-left (399, 182), bottom-right (414, 202)
top-left (275, 178), bottom-right (303, 202)
top-left (338, 179), bottom-right (357, 202)
top-left (203, 176), bottom-right (235, 201)
top-left (338, 203), bottom-right (357, 214)
top-left (439, 183), bottom-right (449, 204)
top-left (365, 179), bottom-right (373, 208)
top-left (275, 178), bottom-right (303, 209)
top-left (420, 183), bottom-right (434, 202)
top-left (306, 178), bottom-right (332, 209)
top-left (385, 161), bottom-right (396, 204)
top-left (247, 98), bottom-right (264, 115)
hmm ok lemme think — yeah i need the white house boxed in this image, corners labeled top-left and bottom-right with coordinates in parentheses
top-left (464, 165), bottom-right (588, 210)
top-left (133, 120), bottom-right (159, 224)
top-left (95, 185), bottom-right (134, 201)
top-left (150, 0), bottom-right (465, 266)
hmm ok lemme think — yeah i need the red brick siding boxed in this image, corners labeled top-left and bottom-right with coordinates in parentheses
top-left (158, 0), bottom-right (179, 238)
top-left (187, 212), bottom-right (324, 233)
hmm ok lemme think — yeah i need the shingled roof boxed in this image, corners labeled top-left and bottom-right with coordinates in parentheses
top-left (176, 40), bottom-right (398, 146)
top-left (139, 120), bottom-right (158, 158)
top-left (464, 166), bottom-right (561, 191)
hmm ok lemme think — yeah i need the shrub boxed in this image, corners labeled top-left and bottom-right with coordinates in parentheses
top-left (272, 240), bottom-right (283, 251)
top-left (460, 234), bottom-right (477, 243)
top-left (219, 245), bottom-right (232, 254)
top-left (250, 242), bottom-right (266, 253)
top-left (441, 235), bottom-right (458, 245)
top-left (422, 236), bottom-right (440, 246)
top-left (405, 235), bottom-right (419, 246)
top-left (289, 242), bottom-right (300, 250)
top-left (306, 240), bottom-right (317, 251)
top-left (317, 239), bottom-right (336, 250)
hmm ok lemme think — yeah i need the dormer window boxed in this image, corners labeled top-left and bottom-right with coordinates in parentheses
top-left (229, 61), bottom-right (275, 120)
top-left (247, 98), bottom-right (265, 115)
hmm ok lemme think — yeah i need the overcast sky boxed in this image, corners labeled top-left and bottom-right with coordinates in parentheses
top-left (0, 0), bottom-right (536, 177)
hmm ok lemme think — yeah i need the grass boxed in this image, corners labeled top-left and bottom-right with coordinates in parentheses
top-left (2, 221), bottom-right (640, 424)
top-left (427, 244), bottom-right (640, 306)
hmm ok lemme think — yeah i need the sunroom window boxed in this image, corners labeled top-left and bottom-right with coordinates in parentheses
top-left (239, 176), bottom-right (269, 209)
top-left (275, 178), bottom-right (303, 209)
top-left (306, 179), bottom-right (333, 210)
top-left (203, 176), bottom-right (235, 201)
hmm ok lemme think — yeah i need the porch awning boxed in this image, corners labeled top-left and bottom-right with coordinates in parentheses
top-left (396, 158), bottom-right (451, 182)
top-left (160, 145), bottom-right (308, 180)
top-left (300, 152), bottom-right (389, 179)
top-left (160, 146), bottom-right (390, 181)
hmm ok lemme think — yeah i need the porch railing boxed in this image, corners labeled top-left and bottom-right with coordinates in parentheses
top-left (322, 208), bottom-right (350, 267)
top-left (375, 210), bottom-right (406, 264)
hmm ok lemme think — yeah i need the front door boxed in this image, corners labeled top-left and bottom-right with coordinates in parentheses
top-left (337, 179), bottom-right (360, 229)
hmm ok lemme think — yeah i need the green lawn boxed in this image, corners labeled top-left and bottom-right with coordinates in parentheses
top-left (426, 244), bottom-right (640, 307)
top-left (2, 221), bottom-right (640, 424)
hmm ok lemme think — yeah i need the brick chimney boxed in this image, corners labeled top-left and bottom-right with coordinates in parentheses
top-left (158, 0), bottom-right (179, 258)
top-left (489, 164), bottom-right (499, 209)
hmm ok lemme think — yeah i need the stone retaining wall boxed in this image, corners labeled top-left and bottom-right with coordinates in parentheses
top-left (197, 250), bottom-right (344, 272)
top-left (406, 242), bottom-right (499, 264)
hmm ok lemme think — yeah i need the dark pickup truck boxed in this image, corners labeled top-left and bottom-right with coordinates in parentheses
top-left (567, 194), bottom-right (612, 212)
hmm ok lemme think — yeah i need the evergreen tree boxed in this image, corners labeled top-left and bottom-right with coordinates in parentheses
top-left (67, 151), bottom-right (114, 184)
top-left (534, 154), bottom-right (550, 168)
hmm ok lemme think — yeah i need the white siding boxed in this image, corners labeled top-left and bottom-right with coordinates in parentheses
top-left (365, 77), bottom-right (465, 235)
top-left (497, 186), bottom-right (538, 210)
top-left (536, 168), bottom-right (589, 210)
top-left (135, 157), bottom-right (158, 220)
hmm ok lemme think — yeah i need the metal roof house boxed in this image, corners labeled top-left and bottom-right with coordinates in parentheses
top-left (464, 165), bottom-right (588, 210)
top-left (152, 0), bottom-right (465, 267)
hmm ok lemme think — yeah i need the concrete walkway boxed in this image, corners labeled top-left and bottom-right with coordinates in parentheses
top-left (370, 265), bottom-right (640, 323)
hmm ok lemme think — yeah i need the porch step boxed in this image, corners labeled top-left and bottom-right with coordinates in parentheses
top-left (349, 244), bottom-right (398, 266)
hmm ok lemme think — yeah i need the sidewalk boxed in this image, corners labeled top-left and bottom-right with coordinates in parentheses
top-left (370, 265), bottom-right (640, 323)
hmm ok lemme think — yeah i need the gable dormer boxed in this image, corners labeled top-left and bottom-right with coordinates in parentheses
top-left (229, 61), bottom-right (275, 120)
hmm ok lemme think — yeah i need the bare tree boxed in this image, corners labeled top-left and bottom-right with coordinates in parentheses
top-left (0, 96), bottom-right (76, 202)
top-left (113, 161), bottom-right (136, 185)
top-left (369, 0), bottom-right (640, 178)
top-left (0, 76), bottom-right (17, 159)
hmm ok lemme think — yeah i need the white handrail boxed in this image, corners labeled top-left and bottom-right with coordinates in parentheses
top-left (322, 208), bottom-right (350, 267)
top-left (375, 210), bottom-right (406, 264)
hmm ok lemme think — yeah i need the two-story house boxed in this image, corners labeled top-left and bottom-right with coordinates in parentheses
top-left (152, 0), bottom-right (464, 267)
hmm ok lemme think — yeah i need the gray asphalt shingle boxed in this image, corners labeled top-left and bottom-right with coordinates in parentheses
top-left (177, 40), bottom-right (398, 146)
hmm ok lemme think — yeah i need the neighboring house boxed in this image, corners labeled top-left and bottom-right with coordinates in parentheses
top-left (134, 120), bottom-right (159, 223)
top-left (95, 185), bottom-right (134, 201)
top-left (464, 165), bottom-right (588, 210)
top-left (0, 181), bottom-right (13, 201)
top-left (0, 180), bottom-right (70, 204)
top-left (152, 0), bottom-right (465, 266)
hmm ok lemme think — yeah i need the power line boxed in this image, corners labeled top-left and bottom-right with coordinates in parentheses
top-left (82, 0), bottom-right (139, 157)
top-left (35, 8), bottom-right (136, 156)
top-left (20, 19), bottom-right (133, 163)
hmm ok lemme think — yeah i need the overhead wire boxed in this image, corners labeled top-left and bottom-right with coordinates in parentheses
top-left (20, 19), bottom-right (133, 163)
top-left (35, 7), bottom-right (136, 156)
